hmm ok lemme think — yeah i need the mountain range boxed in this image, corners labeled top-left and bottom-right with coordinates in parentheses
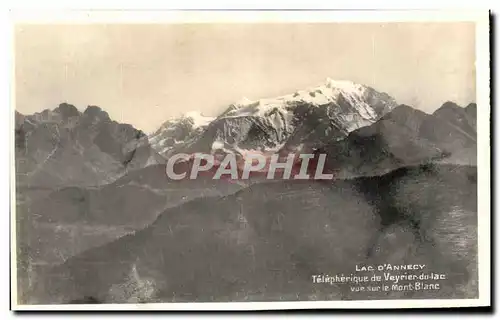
top-left (147, 79), bottom-right (476, 179)
top-left (14, 78), bottom-right (478, 304)
top-left (14, 79), bottom-right (477, 189)
top-left (150, 79), bottom-right (399, 158)
top-left (147, 103), bottom-right (477, 182)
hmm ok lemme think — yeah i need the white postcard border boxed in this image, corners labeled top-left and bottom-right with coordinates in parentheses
top-left (9, 9), bottom-right (491, 311)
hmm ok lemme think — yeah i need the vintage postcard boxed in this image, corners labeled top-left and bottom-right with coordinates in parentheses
top-left (10, 10), bottom-right (490, 310)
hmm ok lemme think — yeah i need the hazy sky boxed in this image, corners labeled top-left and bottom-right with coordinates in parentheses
top-left (15, 23), bottom-right (476, 133)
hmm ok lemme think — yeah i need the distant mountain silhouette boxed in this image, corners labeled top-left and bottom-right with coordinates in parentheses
top-left (319, 102), bottom-right (477, 178)
top-left (15, 103), bottom-right (165, 188)
top-left (419, 101), bottom-right (477, 165)
top-left (14, 88), bottom-right (479, 305)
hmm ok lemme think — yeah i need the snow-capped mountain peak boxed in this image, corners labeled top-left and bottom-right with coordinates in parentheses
top-left (234, 97), bottom-right (254, 106)
top-left (150, 79), bottom-right (398, 157)
top-left (148, 111), bottom-right (215, 156)
top-left (181, 111), bottom-right (215, 128)
top-left (325, 77), bottom-right (362, 90)
top-left (223, 78), bottom-right (383, 121)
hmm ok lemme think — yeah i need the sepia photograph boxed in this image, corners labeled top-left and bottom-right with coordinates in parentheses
top-left (10, 10), bottom-right (491, 310)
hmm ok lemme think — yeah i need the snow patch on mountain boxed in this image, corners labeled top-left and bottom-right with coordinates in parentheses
top-left (225, 79), bottom-right (378, 121)
top-left (183, 111), bottom-right (215, 128)
top-left (149, 112), bottom-right (215, 156)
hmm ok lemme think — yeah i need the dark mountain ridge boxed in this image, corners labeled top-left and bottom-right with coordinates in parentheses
top-left (15, 103), bottom-right (164, 188)
top-left (315, 102), bottom-right (477, 178)
top-left (28, 163), bottom-right (477, 304)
